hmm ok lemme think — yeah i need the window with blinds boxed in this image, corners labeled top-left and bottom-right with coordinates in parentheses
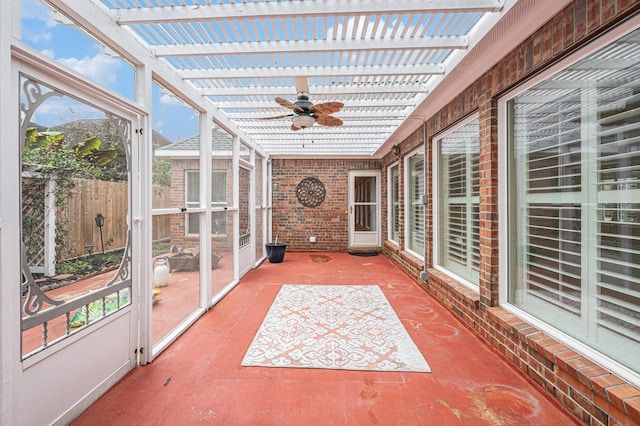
top-left (389, 164), bottom-right (400, 244)
top-left (406, 148), bottom-right (425, 257)
top-left (186, 170), bottom-right (228, 235)
top-left (436, 118), bottom-right (480, 286)
top-left (507, 27), bottom-right (640, 374)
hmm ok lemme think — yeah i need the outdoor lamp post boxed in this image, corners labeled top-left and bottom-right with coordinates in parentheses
top-left (95, 213), bottom-right (105, 254)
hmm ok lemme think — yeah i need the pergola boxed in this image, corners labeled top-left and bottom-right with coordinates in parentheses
top-left (45, 0), bottom-right (565, 157)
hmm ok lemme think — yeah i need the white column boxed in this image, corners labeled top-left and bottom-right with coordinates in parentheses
top-left (1, 1), bottom-right (25, 423)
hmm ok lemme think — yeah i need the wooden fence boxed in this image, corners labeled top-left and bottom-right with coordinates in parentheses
top-left (59, 179), bottom-right (170, 259)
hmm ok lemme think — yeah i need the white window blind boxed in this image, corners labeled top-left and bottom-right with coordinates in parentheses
top-left (407, 149), bottom-right (425, 257)
top-left (508, 28), bottom-right (640, 373)
top-left (437, 118), bottom-right (480, 285)
top-left (389, 164), bottom-right (400, 243)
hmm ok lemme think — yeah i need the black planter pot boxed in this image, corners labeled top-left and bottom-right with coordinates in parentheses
top-left (265, 242), bottom-right (287, 263)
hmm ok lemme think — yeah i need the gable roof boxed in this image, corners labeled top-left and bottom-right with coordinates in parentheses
top-left (155, 126), bottom-right (233, 156)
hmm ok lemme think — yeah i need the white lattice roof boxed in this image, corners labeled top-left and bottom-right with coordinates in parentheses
top-left (94, 0), bottom-right (518, 157)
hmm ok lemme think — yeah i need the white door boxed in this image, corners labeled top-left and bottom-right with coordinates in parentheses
top-left (348, 171), bottom-right (382, 248)
top-left (238, 165), bottom-right (253, 275)
top-left (12, 58), bottom-right (140, 425)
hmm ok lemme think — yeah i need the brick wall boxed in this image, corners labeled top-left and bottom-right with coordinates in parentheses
top-left (380, 2), bottom-right (640, 424)
top-left (271, 158), bottom-right (380, 251)
top-left (168, 158), bottom-right (234, 251)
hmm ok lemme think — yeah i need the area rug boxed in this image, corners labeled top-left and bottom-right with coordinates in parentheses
top-left (241, 284), bottom-right (431, 372)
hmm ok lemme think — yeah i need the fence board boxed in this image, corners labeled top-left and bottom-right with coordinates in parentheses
top-left (59, 179), bottom-right (170, 259)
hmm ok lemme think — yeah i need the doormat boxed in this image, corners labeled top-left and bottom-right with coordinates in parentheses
top-left (348, 250), bottom-right (379, 257)
top-left (241, 284), bottom-right (430, 372)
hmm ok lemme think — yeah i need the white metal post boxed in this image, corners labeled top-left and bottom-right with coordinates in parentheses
top-left (135, 64), bottom-right (153, 365)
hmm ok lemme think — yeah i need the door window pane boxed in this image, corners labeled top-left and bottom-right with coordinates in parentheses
top-left (20, 75), bottom-right (131, 358)
top-left (354, 176), bottom-right (376, 232)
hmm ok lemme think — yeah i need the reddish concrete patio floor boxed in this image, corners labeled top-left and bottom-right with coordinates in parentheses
top-left (72, 252), bottom-right (580, 425)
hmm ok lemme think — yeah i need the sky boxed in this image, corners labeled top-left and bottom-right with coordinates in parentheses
top-left (20, 0), bottom-right (200, 142)
top-left (18, 0), bottom-right (478, 143)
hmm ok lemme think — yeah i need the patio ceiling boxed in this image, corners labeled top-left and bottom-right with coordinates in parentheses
top-left (94, 0), bottom-right (518, 157)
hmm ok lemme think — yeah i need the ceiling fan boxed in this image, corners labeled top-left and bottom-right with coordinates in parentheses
top-left (262, 78), bottom-right (344, 131)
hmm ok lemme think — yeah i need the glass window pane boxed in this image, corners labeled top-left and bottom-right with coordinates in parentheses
top-left (389, 165), bottom-right (400, 243)
top-left (21, 1), bottom-right (135, 101)
top-left (355, 176), bottom-right (376, 202)
top-left (151, 80), bottom-right (201, 349)
top-left (355, 205), bottom-right (376, 232)
top-left (407, 148), bottom-right (425, 256)
top-left (507, 27), bottom-right (640, 373)
top-left (186, 171), bottom-right (199, 203)
top-left (437, 118), bottom-right (480, 285)
top-left (212, 171), bottom-right (226, 204)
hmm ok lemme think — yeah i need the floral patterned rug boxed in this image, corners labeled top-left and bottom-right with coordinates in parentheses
top-left (242, 284), bottom-right (431, 372)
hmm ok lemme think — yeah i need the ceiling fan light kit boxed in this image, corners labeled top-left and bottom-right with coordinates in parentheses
top-left (291, 114), bottom-right (316, 129)
top-left (263, 82), bottom-right (344, 132)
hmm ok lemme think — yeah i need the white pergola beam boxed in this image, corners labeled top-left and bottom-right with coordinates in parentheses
top-left (201, 84), bottom-right (428, 97)
top-left (250, 137), bottom-right (391, 143)
top-left (216, 98), bottom-right (415, 110)
top-left (227, 110), bottom-right (409, 119)
top-left (181, 64), bottom-right (444, 80)
top-left (45, 0), bottom-right (255, 148)
top-left (239, 120), bottom-right (401, 129)
top-left (252, 129), bottom-right (390, 140)
top-left (153, 36), bottom-right (468, 57)
top-left (113, 0), bottom-right (504, 24)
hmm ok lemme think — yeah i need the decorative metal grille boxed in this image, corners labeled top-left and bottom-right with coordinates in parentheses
top-left (296, 177), bottom-right (326, 208)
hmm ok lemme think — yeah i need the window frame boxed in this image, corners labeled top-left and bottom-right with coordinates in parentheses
top-left (387, 161), bottom-right (400, 245)
top-left (404, 146), bottom-right (425, 259)
top-left (433, 114), bottom-right (480, 291)
top-left (185, 169), bottom-right (228, 236)
top-left (498, 18), bottom-right (640, 387)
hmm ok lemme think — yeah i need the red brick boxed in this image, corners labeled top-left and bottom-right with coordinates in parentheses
top-left (558, 367), bottom-right (592, 396)
top-left (594, 393), bottom-right (628, 425)
top-left (565, 357), bottom-right (596, 380)
top-left (623, 397), bottom-right (640, 423)
top-left (607, 385), bottom-right (640, 414)
top-left (542, 342), bottom-right (571, 363)
top-left (558, 389), bottom-right (589, 422)
top-left (576, 365), bottom-right (609, 389)
top-left (526, 332), bottom-right (558, 354)
top-left (592, 375), bottom-right (627, 398)
top-left (569, 387), bottom-right (608, 424)
top-left (554, 350), bottom-right (582, 372)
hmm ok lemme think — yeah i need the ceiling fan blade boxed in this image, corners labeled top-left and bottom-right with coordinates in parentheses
top-left (275, 97), bottom-right (303, 111)
top-left (291, 124), bottom-right (302, 131)
top-left (316, 115), bottom-right (343, 127)
top-left (262, 114), bottom-right (294, 120)
top-left (293, 77), bottom-right (309, 94)
top-left (310, 101), bottom-right (344, 115)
